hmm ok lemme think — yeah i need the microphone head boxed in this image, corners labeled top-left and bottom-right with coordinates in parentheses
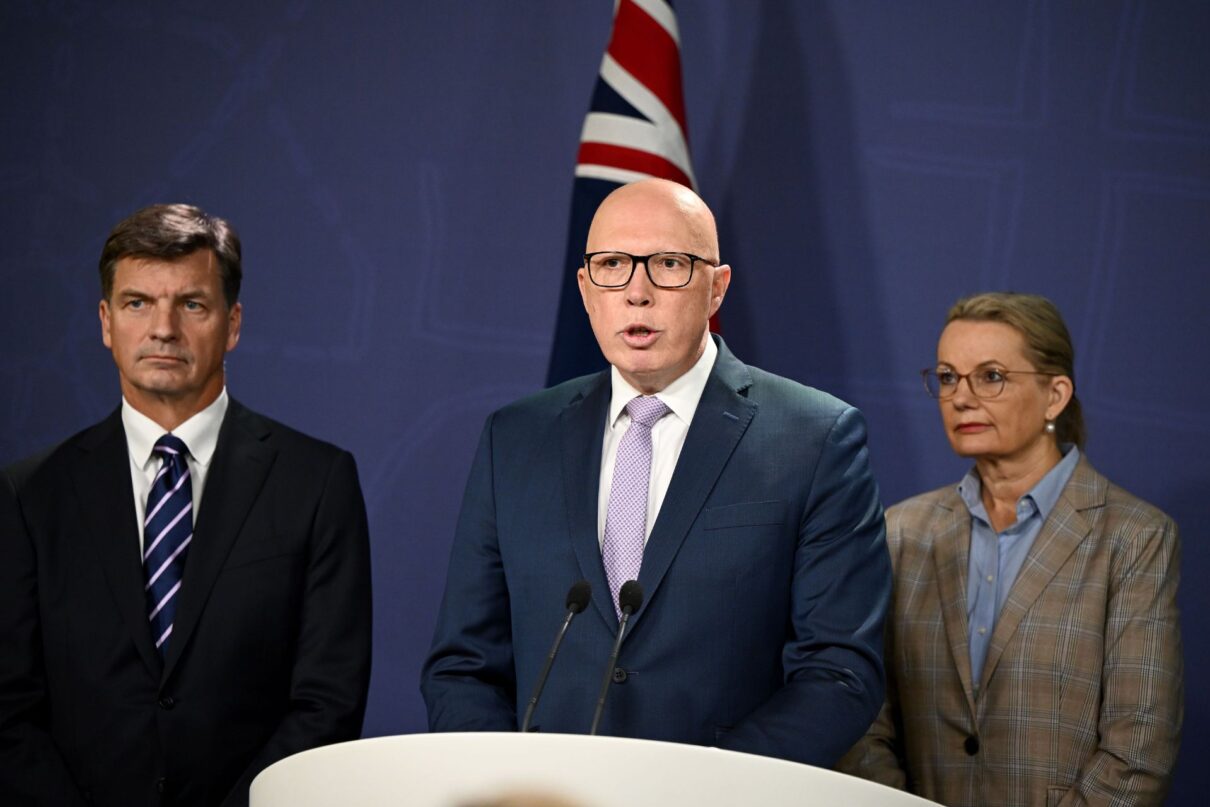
top-left (566, 580), bottom-right (592, 614)
top-left (618, 580), bottom-right (644, 615)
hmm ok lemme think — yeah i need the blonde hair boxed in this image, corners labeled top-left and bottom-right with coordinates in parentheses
top-left (946, 292), bottom-right (1085, 448)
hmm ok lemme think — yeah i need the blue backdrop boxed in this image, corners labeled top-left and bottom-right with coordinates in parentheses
top-left (2, 2), bottom-right (1206, 802)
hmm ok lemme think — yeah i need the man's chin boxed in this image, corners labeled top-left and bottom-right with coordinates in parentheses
top-left (133, 388), bottom-right (189, 402)
top-left (136, 368), bottom-right (187, 384)
top-left (615, 364), bottom-right (673, 395)
top-left (125, 372), bottom-right (194, 399)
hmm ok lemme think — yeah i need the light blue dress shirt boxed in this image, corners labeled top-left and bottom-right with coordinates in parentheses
top-left (959, 445), bottom-right (1080, 688)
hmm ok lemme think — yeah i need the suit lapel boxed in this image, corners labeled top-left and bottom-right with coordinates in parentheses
top-left (558, 373), bottom-right (615, 628)
top-left (68, 410), bottom-right (162, 676)
top-left (630, 340), bottom-right (755, 634)
top-left (979, 457), bottom-right (1101, 691)
top-left (163, 400), bottom-right (275, 679)
top-left (929, 493), bottom-right (978, 717)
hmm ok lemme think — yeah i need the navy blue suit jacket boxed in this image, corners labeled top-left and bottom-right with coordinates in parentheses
top-left (422, 338), bottom-right (891, 766)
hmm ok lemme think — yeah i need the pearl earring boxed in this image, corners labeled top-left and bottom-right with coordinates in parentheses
top-left (1045, 420), bottom-right (1056, 434)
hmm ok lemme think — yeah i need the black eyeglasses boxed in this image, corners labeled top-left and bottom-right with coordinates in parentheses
top-left (583, 251), bottom-right (716, 289)
top-left (921, 367), bottom-right (1058, 400)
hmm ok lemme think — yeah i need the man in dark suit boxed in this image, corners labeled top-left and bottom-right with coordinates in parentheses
top-left (422, 179), bottom-right (891, 766)
top-left (0, 204), bottom-right (372, 806)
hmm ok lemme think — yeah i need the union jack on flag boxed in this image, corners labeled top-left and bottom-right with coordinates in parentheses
top-left (546, 0), bottom-right (698, 386)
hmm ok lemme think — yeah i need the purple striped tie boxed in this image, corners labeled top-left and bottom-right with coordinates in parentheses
top-left (602, 396), bottom-right (669, 617)
top-left (143, 434), bottom-right (193, 656)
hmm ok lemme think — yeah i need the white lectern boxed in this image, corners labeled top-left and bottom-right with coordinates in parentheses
top-left (250, 732), bottom-right (938, 807)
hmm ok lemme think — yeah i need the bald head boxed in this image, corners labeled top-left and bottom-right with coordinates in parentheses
top-left (577, 178), bottom-right (731, 394)
top-left (586, 178), bottom-right (719, 260)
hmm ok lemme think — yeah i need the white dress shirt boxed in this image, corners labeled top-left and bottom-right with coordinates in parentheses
top-left (596, 336), bottom-right (717, 547)
top-left (122, 388), bottom-right (228, 552)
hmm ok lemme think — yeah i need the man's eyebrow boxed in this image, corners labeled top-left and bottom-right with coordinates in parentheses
top-left (113, 287), bottom-right (215, 300)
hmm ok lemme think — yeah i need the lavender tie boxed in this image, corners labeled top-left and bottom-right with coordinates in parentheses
top-left (143, 434), bottom-right (193, 655)
top-left (602, 395), bottom-right (670, 617)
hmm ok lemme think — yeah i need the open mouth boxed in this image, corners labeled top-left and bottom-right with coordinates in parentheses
top-left (621, 325), bottom-right (659, 347)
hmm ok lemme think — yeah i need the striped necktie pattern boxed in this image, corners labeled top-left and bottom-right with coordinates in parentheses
top-left (143, 434), bottom-right (193, 655)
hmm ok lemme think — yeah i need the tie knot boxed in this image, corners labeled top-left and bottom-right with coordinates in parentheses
top-left (626, 396), bottom-right (669, 429)
top-left (153, 434), bottom-right (189, 461)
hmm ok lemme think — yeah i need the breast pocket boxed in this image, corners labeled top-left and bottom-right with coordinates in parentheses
top-left (220, 534), bottom-right (305, 572)
top-left (701, 500), bottom-right (786, 531)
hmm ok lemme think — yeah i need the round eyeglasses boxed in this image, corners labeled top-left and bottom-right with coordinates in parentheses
top-left (921, 367), bottom-right (1057, 400)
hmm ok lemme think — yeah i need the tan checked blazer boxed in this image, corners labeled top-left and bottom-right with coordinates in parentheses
top-left (838, 456), bottom-right (1182, 806)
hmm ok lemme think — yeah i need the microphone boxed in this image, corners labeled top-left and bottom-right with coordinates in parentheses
top-left (520, 580), bottom-right (592, 732)
top-left (589, 580), bottom-right (644, 736)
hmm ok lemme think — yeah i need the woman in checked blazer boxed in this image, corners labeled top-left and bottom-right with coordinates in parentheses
top-left (839, 292), bottom-right (1182, 806)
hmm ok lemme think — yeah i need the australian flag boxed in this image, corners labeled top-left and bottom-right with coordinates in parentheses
top-left (545, 0), bottom-right (699, 386)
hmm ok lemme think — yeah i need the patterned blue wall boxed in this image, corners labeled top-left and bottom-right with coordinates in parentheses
top-left (2, 1), bottom-right (1206, 802)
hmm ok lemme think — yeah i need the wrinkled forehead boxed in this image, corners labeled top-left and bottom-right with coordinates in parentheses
top-left (118, 248), bottom-right (217, 272)
top-left (111, 249), bottom-right (222, 293)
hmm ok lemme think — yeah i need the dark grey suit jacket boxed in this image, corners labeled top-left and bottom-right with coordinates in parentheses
top-left (0, 399), bottom-right (372, 807)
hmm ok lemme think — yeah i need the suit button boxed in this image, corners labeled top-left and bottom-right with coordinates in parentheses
top-left (612, 667), bottom-right (628, 683)
top-left (158, 696), bottom-right (175, 710)
top-left (964, 736), bottom-right (980, 755)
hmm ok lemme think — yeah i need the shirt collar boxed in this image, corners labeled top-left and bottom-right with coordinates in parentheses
top-left (121, 388), bottom-right (229, 470)
top-left (1026, 444), bottom-right (1080, 518)
top-left (608, 335), bottom-right (718, 428)
top-left (957, 444), bottom-right (1082, 522)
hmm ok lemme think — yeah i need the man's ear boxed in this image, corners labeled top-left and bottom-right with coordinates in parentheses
top-left (99, 299), bottom-right (113, 349)
top-left (225, 302), bottom-right (242, 352)
top-left (577, 266), bottom-right (591, 312)
top-left (708, 264), bottom-right (731, 318)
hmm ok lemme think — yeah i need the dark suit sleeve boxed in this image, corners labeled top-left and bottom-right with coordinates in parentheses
top-left (221, 450), bottom-right (372, 807)
top-left (719, 406), bottom-right (891, 767)
top-left (836, 586), bottom-right (909, 786)
top-left (836, 510), bottom-right (908, 787)
top-left (0, 468), bottom-right (90, 807)
top-left (420, 414), bottom-right (519, 731)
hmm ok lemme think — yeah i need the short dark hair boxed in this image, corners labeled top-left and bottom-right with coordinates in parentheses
top-left (99, 204), bottom-right (242, 307)
top-left (946, 291), bottom-right (1085, 448)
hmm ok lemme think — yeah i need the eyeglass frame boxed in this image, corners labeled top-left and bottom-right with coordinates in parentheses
top-left (582, 251), bottom-right (718, 289)
top-left (920, 366), bottom-right (1059, 400)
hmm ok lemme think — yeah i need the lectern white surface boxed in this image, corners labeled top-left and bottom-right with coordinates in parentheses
top-left (250, 732), bottom-right (938, 807)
